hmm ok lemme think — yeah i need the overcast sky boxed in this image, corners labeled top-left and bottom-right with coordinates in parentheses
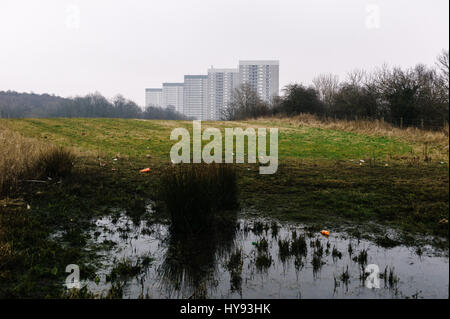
top-left (1, 0), bottom-right (448, 106)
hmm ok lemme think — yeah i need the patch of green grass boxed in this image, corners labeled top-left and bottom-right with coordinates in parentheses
top-left (1, 117), bottom-right (427, 162)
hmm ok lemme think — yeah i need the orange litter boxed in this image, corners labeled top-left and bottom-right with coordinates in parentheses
top-left (320, 230), bottom-right (330, 237)
top-left (140, 168), bottom-right (151, 173)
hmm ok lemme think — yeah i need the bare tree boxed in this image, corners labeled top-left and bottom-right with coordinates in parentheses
top-left (436, 50), bottom-right (449, 79)
top-left (436, 50), bottom-right (449, 95)
top-left (312, 73), bottom-right (340, 114)
top-left (346, 69), bottom-right (367, 87)
top-left (222, 84), bottom-right (269, 120)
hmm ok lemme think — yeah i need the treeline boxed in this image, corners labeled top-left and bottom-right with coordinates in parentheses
top-left (225, 50), bottom-right (449, 129)
top-left (0, 91), bottom-right (190, 120)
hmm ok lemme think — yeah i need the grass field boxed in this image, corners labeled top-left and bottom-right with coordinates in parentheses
top-left (0, 117), bottom-right (448, 297)
top-left (2, 117), bottom-right (439, 161)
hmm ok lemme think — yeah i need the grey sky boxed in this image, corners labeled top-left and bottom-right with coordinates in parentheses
top-left (1, 0), bottom-right (448, 106)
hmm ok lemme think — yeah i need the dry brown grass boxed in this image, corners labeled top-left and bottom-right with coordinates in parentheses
top-left (0, 126), bottom-right (75, 196)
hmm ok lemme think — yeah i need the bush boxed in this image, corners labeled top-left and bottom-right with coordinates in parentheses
top-left (159, 163), bottom-right (238, 233)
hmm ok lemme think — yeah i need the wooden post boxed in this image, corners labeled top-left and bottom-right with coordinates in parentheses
top-left (400, 117), bottom-right (403, 129)
top-left (421, 118), bottom-right (424, 130)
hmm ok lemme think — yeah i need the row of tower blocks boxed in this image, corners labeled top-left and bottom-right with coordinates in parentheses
top-left (145, 60), bottom-right (279, 120)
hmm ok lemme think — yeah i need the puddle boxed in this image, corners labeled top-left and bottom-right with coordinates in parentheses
top-left (81, 208), bottom-right (449, 299)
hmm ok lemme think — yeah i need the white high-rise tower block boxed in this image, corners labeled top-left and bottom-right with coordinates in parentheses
top-left (145, 88), bottom-right (163, 107)
top-left (183, 75), bottom-right (208, 120)
top-left (207, 68), bottom-right (240, 120)
top-left (162, 82), bottom-right (184, 113)
top-left (238, 60), bottom-right (279, 103)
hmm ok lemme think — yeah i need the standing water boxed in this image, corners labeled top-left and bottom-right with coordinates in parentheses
top-left (80, 206), bottom-right (448, 299)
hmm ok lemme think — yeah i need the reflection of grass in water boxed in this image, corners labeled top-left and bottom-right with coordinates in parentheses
top-left (255, 237), bottom-right (269, 254)
top-left (294, 256), bottom-right (304, 271)
top-left (252, 221), bottom-right (269, 236)
top-left (159, 211), bottom-right (238, 298)
top-left (348, 242), bottom-right (353, 256)
top-left (106, 256), bottom-right (153, 282)
top-left (312, 241), bottom-right (325, 276)
top-left (255, 253), bottom-right (272, 272)
top-left (379, 266), bottom-right (400, 290)
top-left (252, 233), bottom-right (273, 272)
top-left (353, 249), bottom-right (368, 267)
top-left (271, 222), bottom-right (280, 238)
top-left (226, 249), bottom-right (243, 293)
top-left (340, 266), bottom-right (350, 285)
top-left (312, 252), bottom-right (323, 275)
top-left (278, 238), bottom-right (291, 263)
top-left (332, 246), bottom-right (342, 260)
top-left (291, 235), bottom-right (308, 257)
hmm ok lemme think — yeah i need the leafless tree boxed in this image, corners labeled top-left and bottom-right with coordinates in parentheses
top-left (436, 50), bottom-right (449, 80)
top-left (346, 69), bottom-right (367, 87)
top-left (222, 84), bottom-right (269, 120)
top-left (312, 73), bottom-right (340, 114)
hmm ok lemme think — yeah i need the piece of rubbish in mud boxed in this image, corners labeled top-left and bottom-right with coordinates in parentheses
top-left (140, 168), bottom-right (151, 173)
top-left (360, 159), bottom-right (365, 163)
top-left (438, 218), bottom-right (448, 224)
top-left (320, 230), bottom-right (330, 237)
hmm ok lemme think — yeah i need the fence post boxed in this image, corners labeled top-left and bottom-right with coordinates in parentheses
top-left (421, 118), bottom-right (424, 130)
top-left (400, 117), bottom-right (403, 129)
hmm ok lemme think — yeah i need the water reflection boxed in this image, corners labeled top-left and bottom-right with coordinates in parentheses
top-left (82, 209), bottom-right (449, 299)
top-left (158, 212), bottom-right (238, 298)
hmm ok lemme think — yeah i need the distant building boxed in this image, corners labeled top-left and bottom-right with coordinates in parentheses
top-left (145, 59), bottom-right (279, 118)
top-left (239, 60), bottom-right (279, 103)
top-left (162, 83), bottom-right (184, 113)
top-left (183, 75), bottom-right (208, 120)
top-left (207, 68), bottom-right (240, 120)
top-left (145, 88), bottom-right (163, 107)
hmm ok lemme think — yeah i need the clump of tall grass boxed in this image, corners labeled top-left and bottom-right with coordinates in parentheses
top-left (33, 147), bottom-right (75, 179)
top-left (0, 126), bottom-right (75, 196)
top-left (159, 163), bottom-right (238, 233)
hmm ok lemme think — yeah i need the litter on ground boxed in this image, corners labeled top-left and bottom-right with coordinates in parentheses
top-left (320, 230), bottom-right (330, 237)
